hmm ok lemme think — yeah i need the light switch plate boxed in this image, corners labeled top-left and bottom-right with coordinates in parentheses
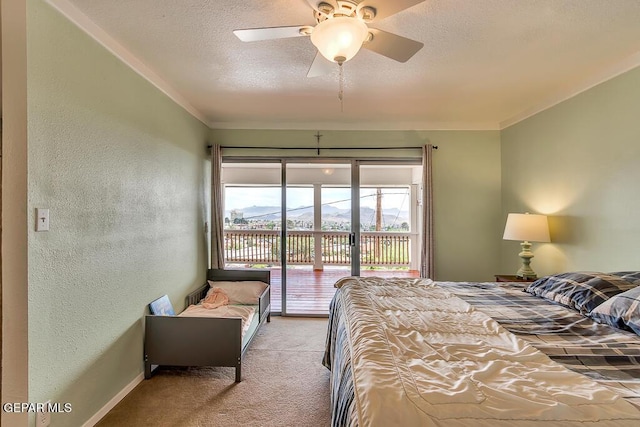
top-left (36, 208), bottom-right (50, 232)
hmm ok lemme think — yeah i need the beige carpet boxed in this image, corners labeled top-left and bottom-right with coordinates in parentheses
top-left (97, 317), bottom-right (331, 427)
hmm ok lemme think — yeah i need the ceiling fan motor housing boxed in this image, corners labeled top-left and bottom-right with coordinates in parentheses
top-left (314, 1), bottom-right (376, 23)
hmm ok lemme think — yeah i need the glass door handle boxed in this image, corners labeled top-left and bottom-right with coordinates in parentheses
top-left (349, 232), bottom-right (356, 246)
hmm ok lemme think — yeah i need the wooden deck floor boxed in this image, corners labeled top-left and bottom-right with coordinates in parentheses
top-left (265, 267), bottom-right (420, 315)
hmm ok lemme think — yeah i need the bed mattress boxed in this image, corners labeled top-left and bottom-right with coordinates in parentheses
top-left (439, 281), bottom-right (640, 401)
top-left (323, 277), bottom-right (640, 427)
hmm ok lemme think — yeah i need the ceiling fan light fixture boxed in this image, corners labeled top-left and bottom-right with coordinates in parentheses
top-left (310, 16), bottom-right (368, 64)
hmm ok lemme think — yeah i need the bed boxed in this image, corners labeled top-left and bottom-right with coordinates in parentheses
top-left (323, 273), bottom-right (640, 426)
top-left (144, 268), bottom-right (271, 382)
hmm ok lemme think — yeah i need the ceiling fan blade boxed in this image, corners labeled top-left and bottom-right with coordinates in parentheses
top-left (307, 51), bottom-right (335, 78)
top-left (363, 28), bottom-right (424, 62)
top-left (233, 26), bottom-right (308, 42)
top-left (358, 0), bottom-right (425, 22)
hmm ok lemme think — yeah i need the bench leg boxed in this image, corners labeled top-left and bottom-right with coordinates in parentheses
top-left (235, 363), bottom-right (242, 382)
top-left (145, 363), bottom-right (156, 379)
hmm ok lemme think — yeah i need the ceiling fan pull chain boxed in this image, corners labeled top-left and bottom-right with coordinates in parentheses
top-left (338, 62), bottom-right (344, 112)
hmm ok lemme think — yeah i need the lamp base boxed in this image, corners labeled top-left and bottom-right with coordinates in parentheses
top-left (515, 241), bottom-right (538, 280)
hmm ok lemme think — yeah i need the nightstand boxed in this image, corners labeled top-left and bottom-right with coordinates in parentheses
top-left (494, 274), bottom-right (537, 283)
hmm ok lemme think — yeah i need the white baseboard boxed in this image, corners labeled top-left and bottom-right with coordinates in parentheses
top-left (82, 372), bottom-right (144, 427)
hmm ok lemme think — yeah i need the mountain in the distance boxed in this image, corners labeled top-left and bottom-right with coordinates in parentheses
top-left (227, 204), bottom-right (409, 225)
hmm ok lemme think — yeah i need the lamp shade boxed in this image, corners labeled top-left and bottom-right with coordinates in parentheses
top-left (310, 17), bottom-right (368, 63)
top-left (503, 213), bottom-right (550, 243)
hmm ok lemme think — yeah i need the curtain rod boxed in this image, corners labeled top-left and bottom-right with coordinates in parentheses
top-left (207, 145), bottom-right (438, 150)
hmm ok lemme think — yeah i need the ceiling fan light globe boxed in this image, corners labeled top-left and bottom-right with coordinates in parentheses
top-left (310, 16), bottom-right (368, 63)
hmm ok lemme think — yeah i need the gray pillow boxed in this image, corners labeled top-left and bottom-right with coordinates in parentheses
top-left (590, 286), bottom-right (640, 336)
top-left (524, 271), bottom-right (636, 315)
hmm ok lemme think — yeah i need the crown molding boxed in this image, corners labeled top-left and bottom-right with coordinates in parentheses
top-left (500, 50), bottom-right (640, 129)
top-left (45, 0), bottom-right (208, 126)
top-left (208, 120), bottom-right (500, 131)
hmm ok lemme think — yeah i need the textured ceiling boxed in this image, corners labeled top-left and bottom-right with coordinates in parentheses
top-left (52, 0), bottom-right (640, 129)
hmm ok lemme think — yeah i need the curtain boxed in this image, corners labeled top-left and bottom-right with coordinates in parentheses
top-left (420, 144), bottom-right (435, 279)
top-left (210, 144), bottom-right (225, 269)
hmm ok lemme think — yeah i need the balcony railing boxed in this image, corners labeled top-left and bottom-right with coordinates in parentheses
top-left (224, 229), bottom-right (413, 267)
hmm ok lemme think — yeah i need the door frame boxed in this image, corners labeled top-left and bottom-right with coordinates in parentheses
top-left (350, 160), bottom-right (360, 276)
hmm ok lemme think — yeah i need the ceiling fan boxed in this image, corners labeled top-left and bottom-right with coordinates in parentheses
top-left (233, 0), bottom-right (425, 77)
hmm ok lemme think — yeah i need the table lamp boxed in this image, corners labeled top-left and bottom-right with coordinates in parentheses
top-left (503, 213), bottom-right (550, 279)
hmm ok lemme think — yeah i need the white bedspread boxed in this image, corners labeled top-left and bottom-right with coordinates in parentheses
top-left (335, 276), bottom-right (640, 426)
top-left (180, 304), bottom-right (256, 336)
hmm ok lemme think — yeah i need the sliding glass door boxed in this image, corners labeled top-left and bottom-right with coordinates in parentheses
top-left (283, 162), bottom-right (352, 315)
top-left (220, 159), bottom-right (421, 315)
top-left (359, 164), bottom-right (420, 278)
top-left (222, 162), bottom-right (284, 311)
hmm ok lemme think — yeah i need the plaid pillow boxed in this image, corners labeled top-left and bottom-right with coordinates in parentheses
top-left (590, 286), bottom-right (640, 336)
top-left (524, 272), bottom-right (637, 315)
top-left (610, 271), bottom-right (640, 286)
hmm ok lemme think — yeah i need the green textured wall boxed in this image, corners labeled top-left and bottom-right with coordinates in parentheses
top-left (501, 66), bottom-right (640, 275)
top-left (2, 1), bottom-right (29, 426)
top-left (212, 129), bottom-right (503, 282)
top-left (27, 1), bottom-right (210, 425)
